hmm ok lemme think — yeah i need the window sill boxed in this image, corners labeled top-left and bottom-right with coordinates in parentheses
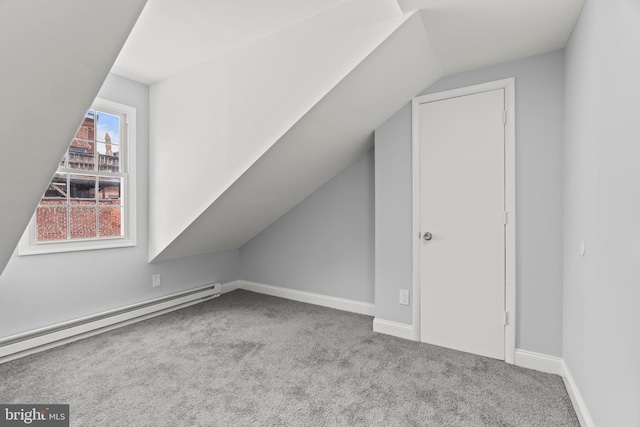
top-left (17, 236), bottom-right (136, 256)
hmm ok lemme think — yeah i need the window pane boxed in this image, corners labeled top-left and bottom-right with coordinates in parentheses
top-left (40, 173), bottom-right (67, 205)
top-left (96, 111), bottom-right (120, 143)
top-left (69, 175), bottom-right (96, 205)
top-left (68, 110), bottom-right (96, 171)
top-left (97, 142), bottom-right (120, 172)
top-left (98, 177), bottom-right (121, 205)
top-left (70, 207), bottom-right (96, 239)
top-left (68, 139), bottom-right (95, 170)
top-left (99, 207), bottom-right (122, 237)
top-left (76, 110), bottom-right (95, 141)
top-left (23, 100), bottom-right (133, 254)
top-left (36, 207), bottom-right (67, 241)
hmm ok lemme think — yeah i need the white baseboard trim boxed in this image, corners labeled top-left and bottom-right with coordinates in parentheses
top-left (514, 349), bottom-right (563, 375)
top-left (221, 280), bottom-right (242, 294)
top-left (372, 318), bottom-right (414, 340)
top-left (515, 350), bottom-right (594, 427)
top-left (234, 280), bottom-right (375, 316)
top-left (562, 359), bottom-right (595, 427)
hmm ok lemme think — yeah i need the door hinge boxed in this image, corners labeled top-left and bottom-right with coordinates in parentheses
top-left (504, 312), bottom-right (510, 326)
top-left (503, 211), bottom-right (508, 225)
top-left (503, 110), bottom-right (507, 125)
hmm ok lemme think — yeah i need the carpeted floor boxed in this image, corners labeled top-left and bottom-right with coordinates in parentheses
top-left (0, 289), bottom-right (578, 426)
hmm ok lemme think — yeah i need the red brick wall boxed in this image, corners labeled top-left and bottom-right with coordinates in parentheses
top-left (75, 114), bottom-right (95, 143)
top-left (69, 207), bottom-right (96, 239)
top-left (99, 205), bottom-right (122, 237)
top-left (36, 204), bottom-right (122, 241)
top-left (36, 207), bottom-right (67, 241)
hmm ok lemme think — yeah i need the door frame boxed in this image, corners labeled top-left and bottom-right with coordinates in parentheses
top-left (411, 78), bottom-right (516, 364)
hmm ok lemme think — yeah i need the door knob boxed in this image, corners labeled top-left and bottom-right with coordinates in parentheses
top-left (423, 232), bottom-right (432, 241)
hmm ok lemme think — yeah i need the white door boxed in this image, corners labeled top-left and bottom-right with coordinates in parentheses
top-left (418, 88), bottom-right (506, 360)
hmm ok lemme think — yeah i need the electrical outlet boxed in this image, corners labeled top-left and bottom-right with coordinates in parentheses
top-left (399, 290), bottom-right (409, 305)
top-left (152, 274), bottom-right (162, 288)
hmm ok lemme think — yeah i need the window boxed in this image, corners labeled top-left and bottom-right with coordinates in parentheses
top-left (19, 98), bottom-right (136, 255)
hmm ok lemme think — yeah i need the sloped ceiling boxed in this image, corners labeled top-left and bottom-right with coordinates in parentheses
top-left (108, 0), bottom-right (584, 262)
top-left (0, 0), bottom-right (147, 275)
top-left (145, 0), bottom-right (418, 261)
top-left (151, 12), bottom-right (439, 261)
top-left (0, 0), bottom-right (585, 270)
top-left (114, 0), bottom-right (585, 90)
top-left (111, 0), bottom-right (359, 84)
top-left (399, 0), bottom-right (585, 74)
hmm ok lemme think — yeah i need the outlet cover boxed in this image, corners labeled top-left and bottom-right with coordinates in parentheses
top-left (152, 274), bottom-right (162, 288)
top-left (399, 290), bottom-right (409, 305)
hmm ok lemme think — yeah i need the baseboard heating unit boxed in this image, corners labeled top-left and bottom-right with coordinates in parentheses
top-left (0, 283), bottom-right (222, 364)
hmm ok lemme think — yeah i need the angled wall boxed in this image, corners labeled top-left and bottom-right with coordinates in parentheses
top-left (148, 0), bottom-right (584, 264)
top-left (149, 1), bottom-right (441, 261)
top-left (0, 0), bottom-right (147, 275)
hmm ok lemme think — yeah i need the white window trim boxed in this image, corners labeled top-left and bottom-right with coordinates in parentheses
top-left (18, 98), bottom-right (137, 256)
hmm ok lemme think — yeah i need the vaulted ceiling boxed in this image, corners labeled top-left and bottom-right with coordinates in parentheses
top-left (0, 0), bottom-right (585, 272)
top-left (112, 0), bottom-right (583, 262)
top-left (113, 0), bottom-right (584, 85)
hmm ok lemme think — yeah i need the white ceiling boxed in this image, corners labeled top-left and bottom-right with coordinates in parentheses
top-left (110, 0), bottom-right (585, 261)
top-left (113, 0), bottom-right (584, 86)
top-left (0, 0), bottom-right (585, 270)
top-left (412, 0), bottom-right (585, 74)
top-left (112, 0), bottom-right (354, 84)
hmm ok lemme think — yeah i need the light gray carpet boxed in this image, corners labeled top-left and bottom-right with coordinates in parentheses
top-left (0, 290), bottom-right (578, 426)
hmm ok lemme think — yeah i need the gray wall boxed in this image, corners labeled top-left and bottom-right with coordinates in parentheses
top-left (374, 104), bottom-right (413, 324)
top-left (239, 149), bottom-right (375, 303)
top-left (374, 51), bottom-right (565, 356)
top-left (0, 74), bottom-right (239, 339)
top-left (563, 0), bottom-right (640, 425)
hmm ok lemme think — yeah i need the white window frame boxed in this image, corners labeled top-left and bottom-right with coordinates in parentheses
top-left (18, 98), bottom-right (136, 255)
